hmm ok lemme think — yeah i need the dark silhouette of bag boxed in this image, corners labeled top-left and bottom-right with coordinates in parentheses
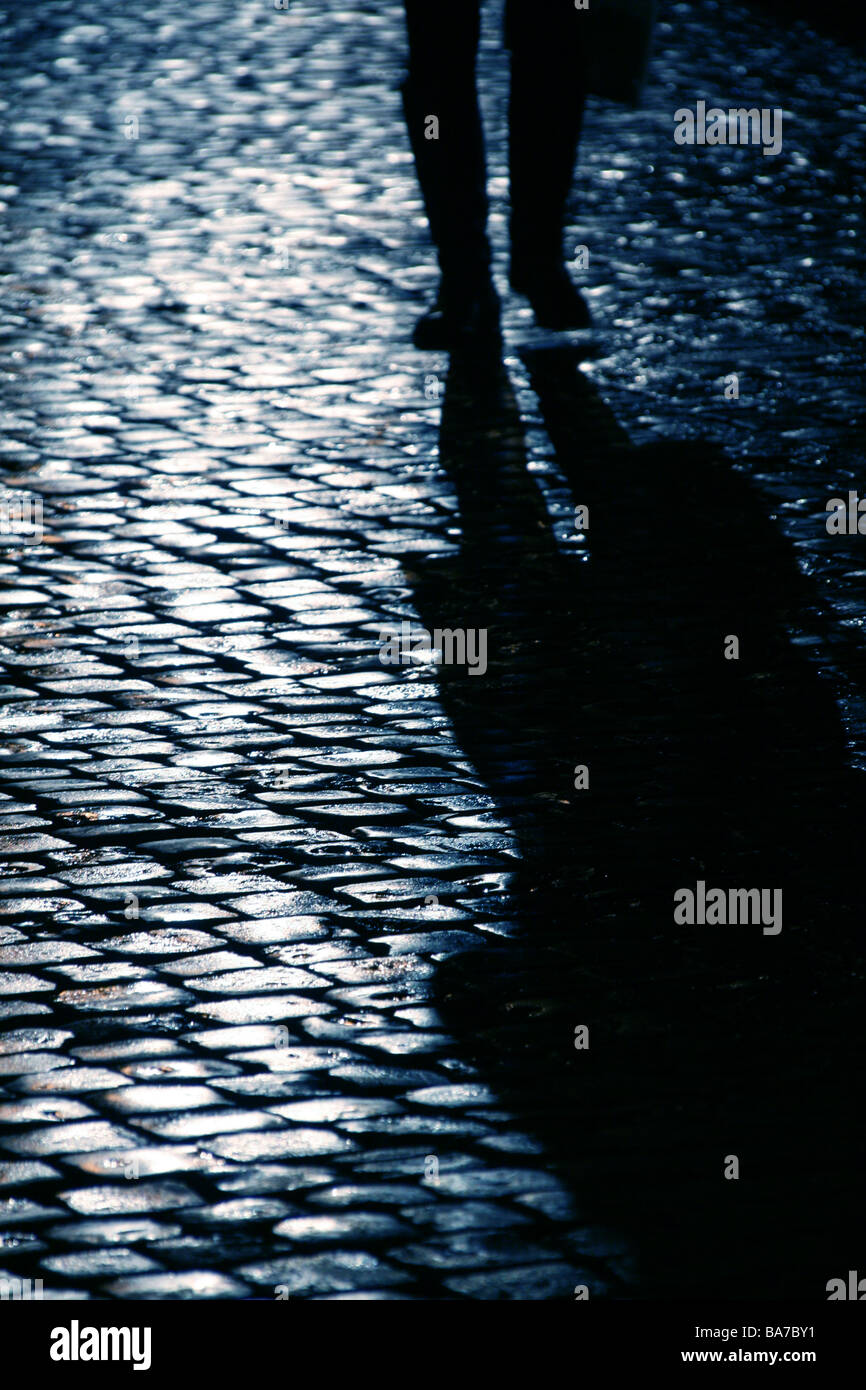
top-left (581, 0), bottom-right (657, 107)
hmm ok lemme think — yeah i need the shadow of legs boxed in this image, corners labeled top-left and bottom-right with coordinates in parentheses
top-left (413, 347), bottom-right (865, 1296)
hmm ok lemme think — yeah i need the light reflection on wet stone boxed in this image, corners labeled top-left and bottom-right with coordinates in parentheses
top-left (0, 0), bottom-right (862, 1303)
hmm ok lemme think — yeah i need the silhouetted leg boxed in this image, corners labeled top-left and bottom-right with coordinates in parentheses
top-left (506, 0), bottom-right (591, 328)
top-left (402, 0), bottom-right (499, 348)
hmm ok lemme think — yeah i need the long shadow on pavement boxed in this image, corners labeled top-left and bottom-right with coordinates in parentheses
top-left (408, 345), bottom-right (865, 1298)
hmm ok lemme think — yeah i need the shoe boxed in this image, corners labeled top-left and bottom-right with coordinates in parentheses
top-left (509, 259), bottom-right (592, 331)
top-left (412, 280), bottom-right (501, 351)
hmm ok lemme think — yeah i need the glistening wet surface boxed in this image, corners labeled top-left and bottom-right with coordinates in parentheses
top-left (0, 0), bottom-right (863, 1299)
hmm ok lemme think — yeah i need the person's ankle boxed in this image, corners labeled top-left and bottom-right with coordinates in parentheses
top-left (441, 272), bottom-right (497, 313)
top-left (509, 245), bottom-right (567, 286)
top-left (508, 254), bottom-right (591, 330)
top-left (413, 277), bottom-right (500, 350)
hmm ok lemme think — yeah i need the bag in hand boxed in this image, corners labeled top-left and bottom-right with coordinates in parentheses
top-left (580, 0), bottom-right (657, 108)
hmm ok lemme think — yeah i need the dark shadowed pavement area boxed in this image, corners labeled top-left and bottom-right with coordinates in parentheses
top-left (0, 0), bottom-right (863, 1299)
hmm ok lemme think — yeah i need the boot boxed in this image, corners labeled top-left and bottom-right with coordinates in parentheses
top-left (506, 5), bottom-right (591, 330)
top-left (509, 260), bottom-right (591, 333)
top-left (412, 278), bottom-right (501, 352)
top-left (401, 62), bottom-right (498, 349)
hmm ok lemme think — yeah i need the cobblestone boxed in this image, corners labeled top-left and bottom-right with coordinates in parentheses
top-left (0, 0), bottom-right (863, 1299)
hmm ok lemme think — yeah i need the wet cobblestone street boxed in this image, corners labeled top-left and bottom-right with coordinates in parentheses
top-left (0, 0), bottom-right (863, 1299)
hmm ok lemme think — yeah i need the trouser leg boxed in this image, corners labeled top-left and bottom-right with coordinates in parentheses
top-left (506, 0), bottom-right (587, 269)
top-left (401, 0), bottom-right (491, 291)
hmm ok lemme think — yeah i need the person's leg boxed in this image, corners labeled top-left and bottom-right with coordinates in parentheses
top-left (506, 0), bottom-right (591, 328)
top-left (402, 0), bottom-right (499, 347)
